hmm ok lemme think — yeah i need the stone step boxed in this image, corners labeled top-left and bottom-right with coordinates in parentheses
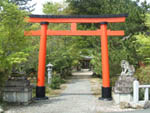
top-left (5, 80), bottom-right (30, 87)
top-left (3, 86), bottom-right (32, 92)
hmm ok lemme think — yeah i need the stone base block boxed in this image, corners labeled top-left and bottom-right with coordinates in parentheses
top-left (3, 76), bottom-right (32, 105)
top-left (81, 69), bottom-right (90, 72)
top-left (113, 92), bottom-right (132, 104)
top-left (3, 90), bottom-right (32, 104)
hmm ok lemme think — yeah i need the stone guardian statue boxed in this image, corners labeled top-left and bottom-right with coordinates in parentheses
top-left (120, 60), bottom-right (135, 76)
top-left (113, 60), bottom-right (136, 104)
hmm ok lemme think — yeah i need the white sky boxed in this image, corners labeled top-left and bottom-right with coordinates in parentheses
top-left (30, 0), bottom-right (150, 14)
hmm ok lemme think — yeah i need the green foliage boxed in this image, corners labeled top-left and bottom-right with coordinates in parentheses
top-left (132, 13), bottom-right (150, 65)
top-left (42, 0), bottom-right (150, 80)
top-left (0, 1), bottom-right (29, 84)
top-left (110, 76), bottom-right (119, 87)
top-left (66, 0), bottom-right (150, 34)
top-left (50, 73), bottom-right (62, 89)
top-left (43, 2), bottom-right (64, 15)
top-left (145, 13), bottom-right (150, 28)
top-left (64, 0), bottom-right (150, 78)
top-left (90, 52), bottom-right (102, 76)
top-left (46, 36), bottom-right (81, 77)
top-left (134, 66), bottom-right (150, 84)
top-left (134, 65), bottom-right (150, 100)
top-left (134, 33), bottom-right (150, 63)
top-left (90, 37), bottom-right (138, 77)
top-left (8, 52), bottom-right (28, 65)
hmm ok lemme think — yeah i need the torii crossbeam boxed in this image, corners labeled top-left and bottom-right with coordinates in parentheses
top-left (25, 14), bottom-right (128, 100)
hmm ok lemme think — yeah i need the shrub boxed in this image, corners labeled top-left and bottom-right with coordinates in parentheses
top-left (110, 76), bottom-right (119, 87)
top-left (134, 66), bottom-right (150, 84)
top-left (134, 66), bottom-right (150, 100)
top-left (50, 74), bottom-right (62, 89)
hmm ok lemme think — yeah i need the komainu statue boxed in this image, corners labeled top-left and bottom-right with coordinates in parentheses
top-left (113, 60), bottom-right (136, 104)
top-left (120, 60), bottom-right (135, 76)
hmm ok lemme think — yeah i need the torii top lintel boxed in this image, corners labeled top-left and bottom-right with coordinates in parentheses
top-left (27, 14), bottom-right (128, 23)
top-left (25, 14), bottom-right (128, 36)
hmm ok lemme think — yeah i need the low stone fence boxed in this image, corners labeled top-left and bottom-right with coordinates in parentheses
top-left (133, 80), bottom-right (150, 103)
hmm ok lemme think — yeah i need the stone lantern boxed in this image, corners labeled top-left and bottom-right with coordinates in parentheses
top-left (46, 63), bottom-right (53, 84)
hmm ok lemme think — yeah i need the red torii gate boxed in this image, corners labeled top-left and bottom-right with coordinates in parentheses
top-left (25, 14), bottom-right (128, 100)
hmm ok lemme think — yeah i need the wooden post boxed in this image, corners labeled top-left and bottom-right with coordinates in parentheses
top-left (36, 22), bottom-right (48, 99)
top-left (100, 22), bottom-right (111, 100)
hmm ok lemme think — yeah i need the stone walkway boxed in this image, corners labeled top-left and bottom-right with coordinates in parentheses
top-left (5, 71), bottom-right (139, 113)
top-left (5, 71), bottom-right (98, 113)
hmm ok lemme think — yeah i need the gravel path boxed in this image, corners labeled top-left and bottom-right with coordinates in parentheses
top-left (5, 71), bottom-right (99, 113)
top-left (5, 71), bottom-right (138, 113)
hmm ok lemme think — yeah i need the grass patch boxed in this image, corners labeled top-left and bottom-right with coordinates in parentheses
top-left (32, 79), bottom-right (67, 97)
top-left (90, 77), bottom-right (102, 97)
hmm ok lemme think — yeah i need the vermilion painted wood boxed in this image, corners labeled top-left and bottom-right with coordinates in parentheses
top-left (100, 24), bottom-right (110, 87)
top-left (24, 30), bottom-right (124, 36)
top-left (27, 17), bottom-right (126, 23)
top-left (37, 24), bottom-right (48, 87)
top-left (71, 23), bottom-right (77, 31)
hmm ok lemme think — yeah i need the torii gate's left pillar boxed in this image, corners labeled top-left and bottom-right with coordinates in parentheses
top-left (36, 22), bottom-right (48, 99)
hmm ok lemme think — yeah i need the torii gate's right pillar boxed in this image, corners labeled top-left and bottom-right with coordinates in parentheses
top-left (100, 22), bottom-right (111, 100)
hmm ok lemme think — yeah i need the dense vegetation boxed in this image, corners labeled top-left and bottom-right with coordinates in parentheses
top-left (0, 1), bottom-right (29, 85)
top-left (65, 0), bottom-right (150, 78)
top-left (0, 0), bottom-right (150, 90)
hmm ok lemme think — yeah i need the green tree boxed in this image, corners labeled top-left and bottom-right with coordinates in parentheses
top-left (8, 0), bottom-right (35, 11)
top-left (0, 1), bottom-right (29, 84)
top-left (133, 14), bottom-right (150, 64)
top-left (43, 2), bottom-right (64, 15)
top-left (66, 0), bottom-right (150, 34)
top-left (134, 33), bottom-right (150, 64)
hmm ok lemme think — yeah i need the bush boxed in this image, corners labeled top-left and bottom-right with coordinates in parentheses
top-left (134, 66), bottom-right (150, 100)
top-left (134, 66), bottom-right (150, 84)
top-left (50, 74), bottom-right (62, 89)
top-left (110, 76), bottom-right (119, 87)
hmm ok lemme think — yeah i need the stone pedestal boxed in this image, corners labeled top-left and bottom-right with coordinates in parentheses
top-left (81, 69), bottom-right (90, 72)
top-left (113, 76), bottom-right (136, 104)
top-left (113, 93), bottom-right (132, 104)
top-left (3, 76), bottom-right (32, 105)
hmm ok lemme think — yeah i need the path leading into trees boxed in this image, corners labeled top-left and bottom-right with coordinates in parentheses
top-left (5, 71), bottom-right (148, 113)
top-left (6, 71), bottom-right (99, 113)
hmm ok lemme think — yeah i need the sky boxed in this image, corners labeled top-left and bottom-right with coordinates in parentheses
top-left (29, 0), bottom-right (64, 14)
top-left (29, 0), bottom-right (150, 14)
